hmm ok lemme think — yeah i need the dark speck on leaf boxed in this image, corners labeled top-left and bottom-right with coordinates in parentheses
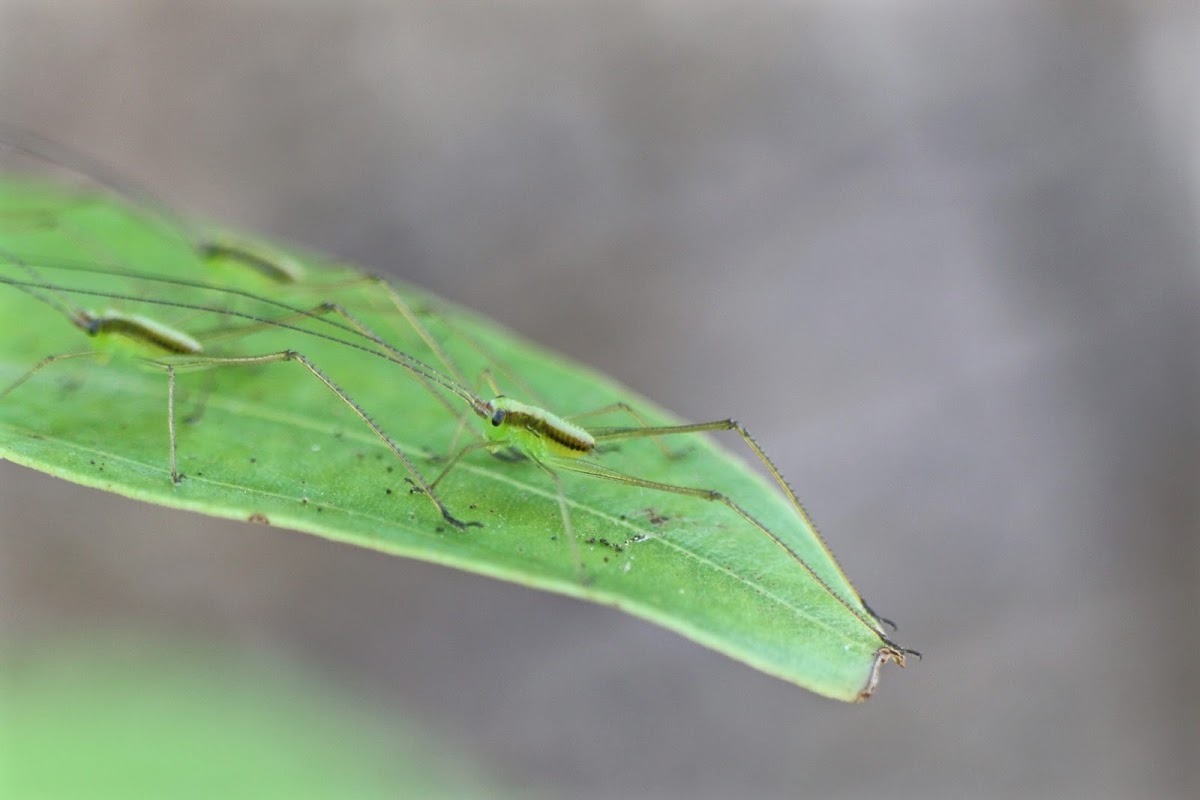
top-left (248, 513), bottom-right (270, 525)
top-left (644, 508), bottom-right (670, 525)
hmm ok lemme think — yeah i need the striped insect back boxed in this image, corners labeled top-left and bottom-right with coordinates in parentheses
top-left (79, 310), bottom-right (203, 355)
top-left (484, 396), bottom-right (594, 461)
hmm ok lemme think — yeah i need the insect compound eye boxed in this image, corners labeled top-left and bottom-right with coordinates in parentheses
top-left (491, 409), bottom-right (506, 427)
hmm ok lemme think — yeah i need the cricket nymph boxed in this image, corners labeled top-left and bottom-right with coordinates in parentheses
top-left (478, 396), bottom-right (595, 461)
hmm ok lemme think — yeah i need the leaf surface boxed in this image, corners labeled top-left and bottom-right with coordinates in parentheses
top-left (0, 177), bottom-right (906, 701)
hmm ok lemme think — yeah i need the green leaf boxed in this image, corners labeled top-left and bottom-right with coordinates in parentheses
top-left (0, 176), bottom-right (908, 701)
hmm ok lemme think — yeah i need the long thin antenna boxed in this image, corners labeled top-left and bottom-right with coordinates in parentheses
top-left (0, 122), bottom-right (196, 246)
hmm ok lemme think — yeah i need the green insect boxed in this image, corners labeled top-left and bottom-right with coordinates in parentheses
top-left (0, 128), bottom-right (915, 673)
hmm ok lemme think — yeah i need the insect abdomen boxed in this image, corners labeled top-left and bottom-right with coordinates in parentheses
top-left (535, 414), bottom-right (594, 458)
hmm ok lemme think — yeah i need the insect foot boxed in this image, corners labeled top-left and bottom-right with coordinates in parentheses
top-left (441, 507), bottom-right (483, 530)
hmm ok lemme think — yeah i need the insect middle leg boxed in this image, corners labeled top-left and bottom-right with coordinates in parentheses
top-left (0, 350), bottom-right (101, 401)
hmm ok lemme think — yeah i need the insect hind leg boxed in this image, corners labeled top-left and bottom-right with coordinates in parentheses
top-left (567, 401), bottom-right (683, 459)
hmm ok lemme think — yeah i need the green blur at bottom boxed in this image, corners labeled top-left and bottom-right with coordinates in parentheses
top-left (1, 636), bottom-right (499, 800)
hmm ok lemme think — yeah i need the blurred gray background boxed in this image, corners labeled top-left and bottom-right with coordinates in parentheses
top-left (1, 1), bottom-right (1196, 798)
